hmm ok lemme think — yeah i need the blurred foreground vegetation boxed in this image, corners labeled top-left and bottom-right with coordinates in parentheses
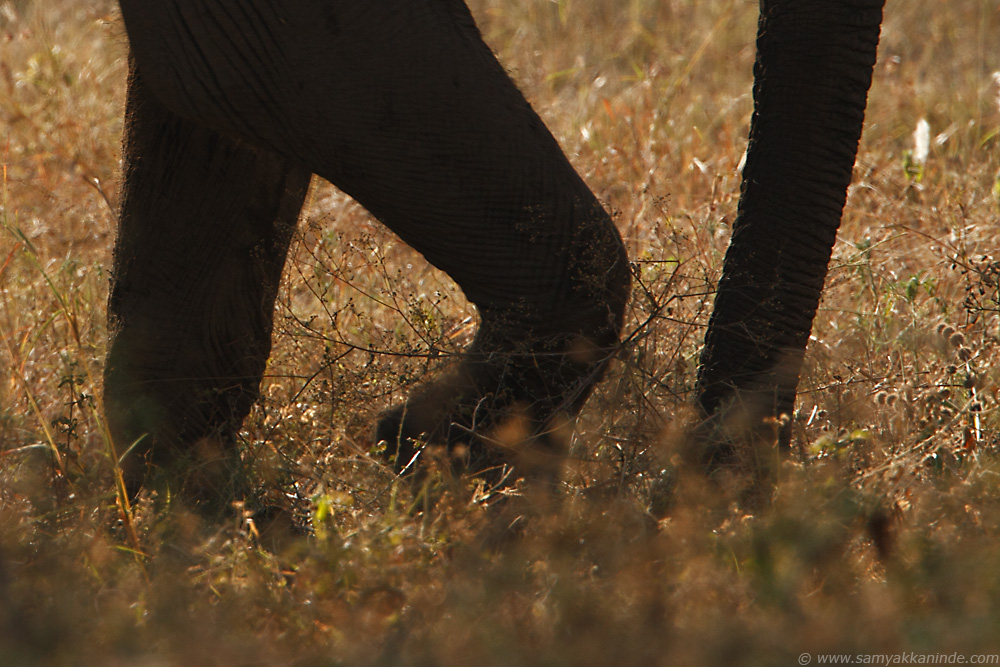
top-left (2, 0), bottom-right (1000, 664)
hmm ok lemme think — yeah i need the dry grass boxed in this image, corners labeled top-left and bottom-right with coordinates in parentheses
top-left (2, 0), bottom-right (1000, 664)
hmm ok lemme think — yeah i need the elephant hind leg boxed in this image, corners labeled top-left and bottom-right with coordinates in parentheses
top-left (104, 62), bottom-right (311, 508)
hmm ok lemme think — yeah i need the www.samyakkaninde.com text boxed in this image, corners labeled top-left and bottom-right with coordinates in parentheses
top-left (801, 654), bottom-right (999, 665)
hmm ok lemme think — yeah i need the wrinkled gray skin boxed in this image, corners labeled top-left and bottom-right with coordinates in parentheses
top-left (106, 0), bottom-right (887, 508)
top-left (695, 0), bottom-right (885, 479)
top-left (107, 0), bottom-right (630, 505)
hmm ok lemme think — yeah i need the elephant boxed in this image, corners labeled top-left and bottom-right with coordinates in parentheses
top-left (105, 0), bottom-right (886, 509)
top-left (106, 0), bottom-right (631, 506)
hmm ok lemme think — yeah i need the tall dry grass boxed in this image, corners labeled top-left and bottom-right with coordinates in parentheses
top-left (2, 0), bottom-right (1000, 664)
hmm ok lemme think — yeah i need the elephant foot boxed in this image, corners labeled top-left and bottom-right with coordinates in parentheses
top-left (374, 392), bottom-right (568, 485)
top-left (683, 403), bottom-right (790, 510)
top-left (122, 434), bottom-right (253, 519)
top-left (374, 403), bottom-right (512, 481)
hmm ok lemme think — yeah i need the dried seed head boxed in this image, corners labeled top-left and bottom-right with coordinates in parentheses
top-left (946, 365), bottom-right (958, 375)
top-left (958, 346), bottom-right (974, 361)
top-left (942, 325), bottom-right (956, 340)
top-left (887, 393), bottom-right (899, 406)
top-left (937, 322), bottom-right (948, 335)
top-left (949, 332), bottom-right (966, 348)
top-left (876, 391), bottom-right (888, 405)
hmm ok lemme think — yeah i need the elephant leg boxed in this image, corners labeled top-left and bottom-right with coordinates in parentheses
top-left (695, 0), bottom-right (885, 473)
top-left (104, 61), bottom-right (311, 505)
top-left (118, 0), bottom-right (630, 479)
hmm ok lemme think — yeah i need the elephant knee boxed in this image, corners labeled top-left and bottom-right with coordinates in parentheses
top-left (564, 213), bottom-right (631, 359)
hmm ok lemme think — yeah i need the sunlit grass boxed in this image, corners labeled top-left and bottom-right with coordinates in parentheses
top-left (2, 0), bottom-right (1000, 663)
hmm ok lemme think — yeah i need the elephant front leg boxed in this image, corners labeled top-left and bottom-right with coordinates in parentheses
top-left (104, 63), bottom-right (311, 508)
